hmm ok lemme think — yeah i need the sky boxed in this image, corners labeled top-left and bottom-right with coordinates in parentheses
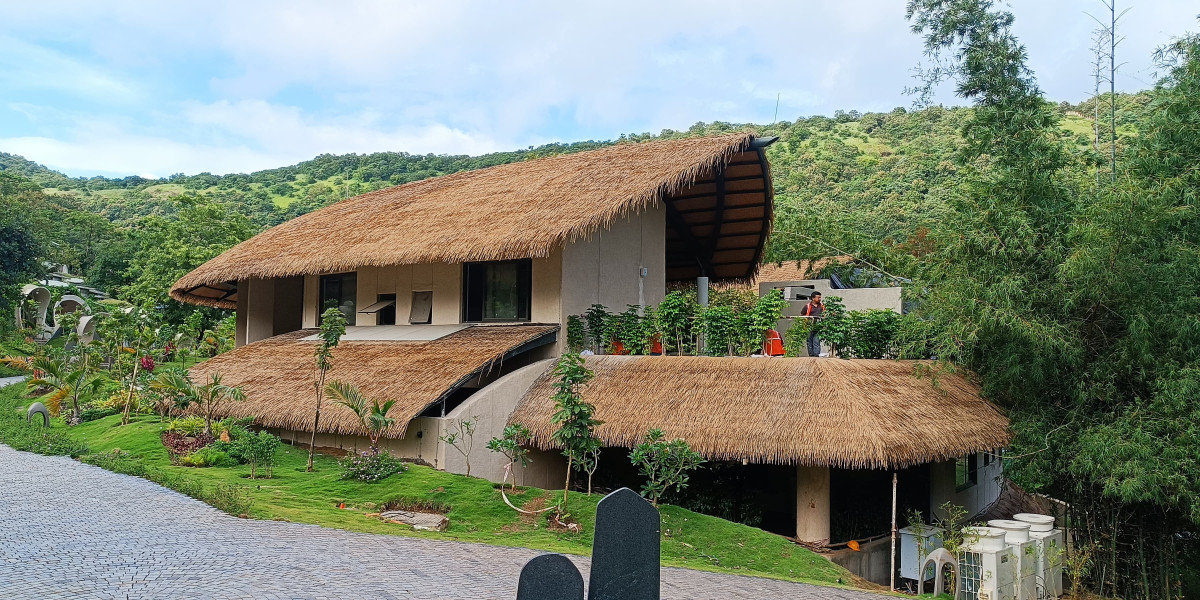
top-left (1, 1), bottom-right (1195, 179)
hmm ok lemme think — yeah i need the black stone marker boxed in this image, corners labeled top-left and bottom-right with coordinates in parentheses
top-left (588, 487), bottom-right (660, 600)
top-left (517, 553), bottom-right (585, 600)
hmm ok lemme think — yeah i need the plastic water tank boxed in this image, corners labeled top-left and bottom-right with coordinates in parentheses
top-left (964, 526), bottom-right (1008, 552)
top-left (1013, 513), bottom-right (1055, 532)
top-left (988, 519), bottom-right (1032, 543)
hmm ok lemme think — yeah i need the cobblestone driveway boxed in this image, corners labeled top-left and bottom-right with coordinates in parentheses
top-left (0, 445), bottom-right (890, 599)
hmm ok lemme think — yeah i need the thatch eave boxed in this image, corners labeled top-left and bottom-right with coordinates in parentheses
top-left (509, 356), bottom-right (1011, 470)
top-left (171, 133), bottom-right (772, 307)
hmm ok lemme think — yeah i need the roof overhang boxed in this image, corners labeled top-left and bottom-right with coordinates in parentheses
top-left (510, 355), bottom-right (1010, 469)
top-left (170, 133), bottom-right (777, 307)
top-left (188, 324), bottom-right (558, 437)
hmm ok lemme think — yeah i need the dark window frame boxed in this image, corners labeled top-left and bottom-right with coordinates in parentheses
top-left (319, 272), bottom-right (357, 326)
top-left (955, 453), bottom-right (979, 491)
top-left (461, 259), bottom-right (532, 323)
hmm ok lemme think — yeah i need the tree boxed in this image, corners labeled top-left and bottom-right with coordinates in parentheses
top-left (549, 352), bottom-right (599, 512)
top-left (628, 428), bottom-right (705, 506)
top-left (307, 307), bottom-right (346, 471)
top-left (25, 355), bottom-right (107, 421)
top-left (440, 416), bottom-right (479, 477)
top-left (154, 371), bottom-right (245, 435)
top-left (122, 195), bottom-right (255, 324)
top-left (486, 423), bottom-right (532, 491)
top-left (325, 381), bottom-right (396, 453)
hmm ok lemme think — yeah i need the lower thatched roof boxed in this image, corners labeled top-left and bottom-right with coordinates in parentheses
top-left (509, 356), bottom-right (1010, 469)
top-left (188, 324), bottom-right (557, 438)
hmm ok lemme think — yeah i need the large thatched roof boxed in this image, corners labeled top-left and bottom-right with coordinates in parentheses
top-left (188, 324), bottom-right (557, 438)
top-left (172, 133), bottom-right (774, 308)
top-left (509, 356), bottom-right (1010, 469)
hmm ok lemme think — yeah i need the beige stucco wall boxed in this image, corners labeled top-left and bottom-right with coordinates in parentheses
top-left (244, 278), bottom-right (275, 345)
top-left (797, 465), bottom-right (832, 543)
top-left (561, 203), bottom-right (667, 326)
top-left (442, 359), bottom-right (557, 485)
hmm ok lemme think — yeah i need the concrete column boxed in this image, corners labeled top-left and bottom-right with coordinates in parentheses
top-left (796, 464), bottom-right (831, 544)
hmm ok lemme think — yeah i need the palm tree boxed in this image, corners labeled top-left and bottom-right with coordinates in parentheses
top-left (324, 381), bottom-right (396, 453)
top-left (153, 371), bottom-right (245, 435)
top-left (26, 355), bottom-right (107, 422)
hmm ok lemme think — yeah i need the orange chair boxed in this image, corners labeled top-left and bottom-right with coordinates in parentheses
top-left (763, 329), bottom-right (785, 356)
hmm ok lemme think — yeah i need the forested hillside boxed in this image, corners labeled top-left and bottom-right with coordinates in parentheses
top-left (0, 93), bottom-right (1147, 308)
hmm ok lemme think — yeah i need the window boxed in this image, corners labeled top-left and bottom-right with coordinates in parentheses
top-left (319, 272), bottom-right (357, 326)
top-left (462, 260), bottom-right (531, 322)
top-left (375, 294), bottom-right (397, 325)
top-left (955, 453), bottom-right (979, 491)
top-left (409, 291), bottom-right (432, 324)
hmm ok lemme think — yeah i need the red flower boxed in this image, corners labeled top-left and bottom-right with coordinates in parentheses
top-left (140, 355), bottom-right (156, 372)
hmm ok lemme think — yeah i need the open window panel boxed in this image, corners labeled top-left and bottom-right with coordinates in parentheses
top-left (409, 291), bottom-right (433, 324)
top-left (358, 293), bottom-right (397, 325)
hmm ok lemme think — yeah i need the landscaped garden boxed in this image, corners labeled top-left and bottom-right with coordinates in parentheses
top-left (0, 374), bottom-right (854, 589)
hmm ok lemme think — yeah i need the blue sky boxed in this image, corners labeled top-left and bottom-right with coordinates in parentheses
top-left (1, 1), bottom-right (1195, 178)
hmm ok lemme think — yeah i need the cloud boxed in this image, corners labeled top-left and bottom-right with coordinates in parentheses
top-left (0, 0), bottom-right (1197, 177)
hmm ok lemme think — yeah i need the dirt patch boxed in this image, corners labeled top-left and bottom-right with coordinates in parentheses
top-left (518, 496), bottom-right (546, 525)
top-left (381, 496), bottom-right (450, 515)
top-left (546, 510), bottom-right (582, 534)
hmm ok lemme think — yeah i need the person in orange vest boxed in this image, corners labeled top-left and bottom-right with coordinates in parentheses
top-left (800, 291), bottom-right (824, 357)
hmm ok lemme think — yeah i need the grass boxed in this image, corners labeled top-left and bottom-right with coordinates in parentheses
top-left (0, 385), bottom-right (855, 589)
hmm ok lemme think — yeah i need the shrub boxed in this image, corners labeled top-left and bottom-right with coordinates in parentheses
top-left (0, 414), bottom-right (90, 457)
top-left (166, 416), bottom-right (207, 437)
top-left (231, 430), bottom-right (280, 478)
top-left (629, 428), bottom-right (706, 506)
top-left (339, 450), bottom-right (406, 482)
top-left (161, 430), bottom-right (214, 457)
top-left (180, 447), bottom-right (237, 468)
top-left (81, 450), bottom-right (252, 516)
top-left (78, 407), bottom-right (119, 422)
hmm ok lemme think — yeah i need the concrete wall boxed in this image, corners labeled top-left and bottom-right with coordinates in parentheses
top-left (760, 279), bottom-right (903, 316)
top-left (235, 279), bottom-right (249, 347)
top-left (561, 203), bottom-right (667, 326)
top-left (929, 452), bottom-right (1004, 520)
top-left (244, 278), bottom-right (275, 345)
top-left (829, 536), bottom-right (893, 586)
top-left (273, 276), bottom-right (304, 335)
top-left (442, 359), bottom-right (558, 486)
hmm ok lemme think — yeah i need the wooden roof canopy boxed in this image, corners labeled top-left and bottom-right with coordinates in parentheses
top-left (170, 133), bottom-right (777, 309)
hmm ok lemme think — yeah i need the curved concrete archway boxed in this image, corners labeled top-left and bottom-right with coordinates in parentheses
top-left (14, 285), bottom-right (52, 337)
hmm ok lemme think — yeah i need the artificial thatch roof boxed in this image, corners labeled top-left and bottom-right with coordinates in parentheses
top-left (172, 133), bottom-right (774, 308)
top-left (510, 356), bottom-right (1010, 469)
top-left (188, 324), bottom-right (557, 438)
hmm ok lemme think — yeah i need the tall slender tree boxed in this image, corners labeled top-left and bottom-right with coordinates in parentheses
top-left (307, 307), bottom-right (347, 471)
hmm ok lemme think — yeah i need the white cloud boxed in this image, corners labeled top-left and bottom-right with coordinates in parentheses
top-left (0, 0), bottom-right (1197, 176)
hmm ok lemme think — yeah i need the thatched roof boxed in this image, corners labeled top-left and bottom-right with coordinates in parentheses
top-left (509, 356), bottom-right (1010, 469)
top-left (188, 324), bottom-right (557, 438)
top-left (172, 133), bottom-right (774, 308)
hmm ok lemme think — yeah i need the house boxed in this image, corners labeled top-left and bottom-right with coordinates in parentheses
top-left (172, 133), bottom-right (1009, 582)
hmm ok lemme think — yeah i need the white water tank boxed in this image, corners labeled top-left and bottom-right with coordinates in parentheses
top-left (989, 520), bottom-right (1036, 600)
top-left (1014, 514), bottom-right (1064, 599)
top-left (961, 527), bottom-right (1017, 600)
top-left (899, 525), bottom-right (944, 581)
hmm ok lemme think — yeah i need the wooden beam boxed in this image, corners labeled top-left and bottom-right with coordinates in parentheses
top-left (663, 199), bottom-right (714, 277)
top-left (709, 162), bottom-right (727, 272)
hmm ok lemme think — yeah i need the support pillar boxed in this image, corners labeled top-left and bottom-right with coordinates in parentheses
top-left (796, 464), bottom-right (831, 544)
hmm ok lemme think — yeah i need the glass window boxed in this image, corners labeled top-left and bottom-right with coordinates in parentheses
top-left (462, 260), bottom-right (531, 322)
top-left (955, 454), bottom-right (979, 491)
top-left (319, 272), bottom-right (357, 326)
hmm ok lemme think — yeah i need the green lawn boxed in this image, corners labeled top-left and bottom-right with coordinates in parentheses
top-left (0, 384), bottom-right (855, 588)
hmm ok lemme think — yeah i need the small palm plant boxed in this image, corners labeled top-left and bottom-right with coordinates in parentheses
top-left (153, 371), bottom-right (245, 435)
top-left (324, 381), bottom-right (396, 453)
top-left (26, 355), bottom-right (108, 421)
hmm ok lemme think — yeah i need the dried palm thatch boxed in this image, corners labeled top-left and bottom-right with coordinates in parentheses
top-left (510, 355), bottom-right (1010, 469)
top-left (188, 325), bottom-right (556, 438)
top-left (173, 133), bottom-right (769, 308)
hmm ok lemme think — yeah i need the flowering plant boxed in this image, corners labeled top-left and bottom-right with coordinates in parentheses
top-left (339, 449), bottom-right (406, 482)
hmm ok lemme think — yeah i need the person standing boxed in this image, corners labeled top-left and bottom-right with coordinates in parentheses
top-left (800, 291), bottom-right (824, 357)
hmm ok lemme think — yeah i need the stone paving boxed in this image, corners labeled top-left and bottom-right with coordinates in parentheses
top-left (0, 445), bottom-right (891, 599)
top-left (0, 375), bottom-right (24, 388)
